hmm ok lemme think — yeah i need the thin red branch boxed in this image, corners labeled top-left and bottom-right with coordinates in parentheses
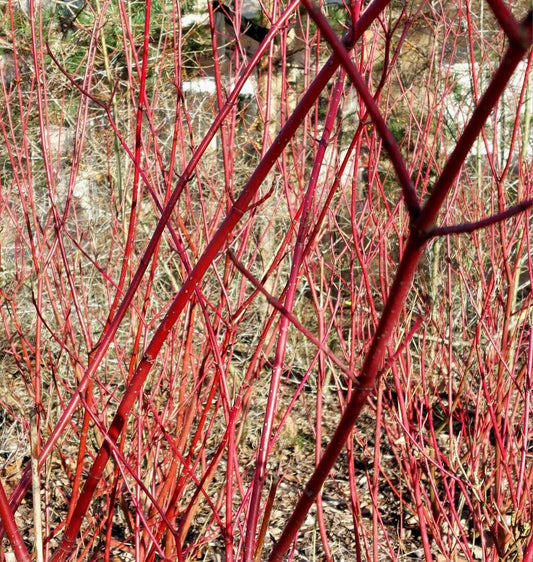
top-left (227, 250), bottom-right (355, 382)
top-left (427, 198), bottom-right (533, 238)
top-left (244, 63), bottom-right (347, 559)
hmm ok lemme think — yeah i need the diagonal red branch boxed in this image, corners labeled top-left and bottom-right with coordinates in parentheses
top-left (416, 9), bottom-right (533, 234)
top-left (268, 4), bottom-right (533, 560)
top-left (227, 250), bottom-right (356, 382)
top-left (301, 0), bottom-right (421, 220)
top-left (48, 1), bottom-right (393, 558)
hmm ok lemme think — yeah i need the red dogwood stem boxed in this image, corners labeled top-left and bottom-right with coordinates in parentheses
top-left (268, 5), bottom-right (532, 560)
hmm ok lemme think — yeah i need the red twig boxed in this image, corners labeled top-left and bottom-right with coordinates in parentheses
top-left (427, 198), bottom-right (533, 238)
top-left (244, 50), bottom-right (348, 560)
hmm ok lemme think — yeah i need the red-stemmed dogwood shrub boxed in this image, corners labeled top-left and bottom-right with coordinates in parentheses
top-left (0, 0), bottom-right (531, 560)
